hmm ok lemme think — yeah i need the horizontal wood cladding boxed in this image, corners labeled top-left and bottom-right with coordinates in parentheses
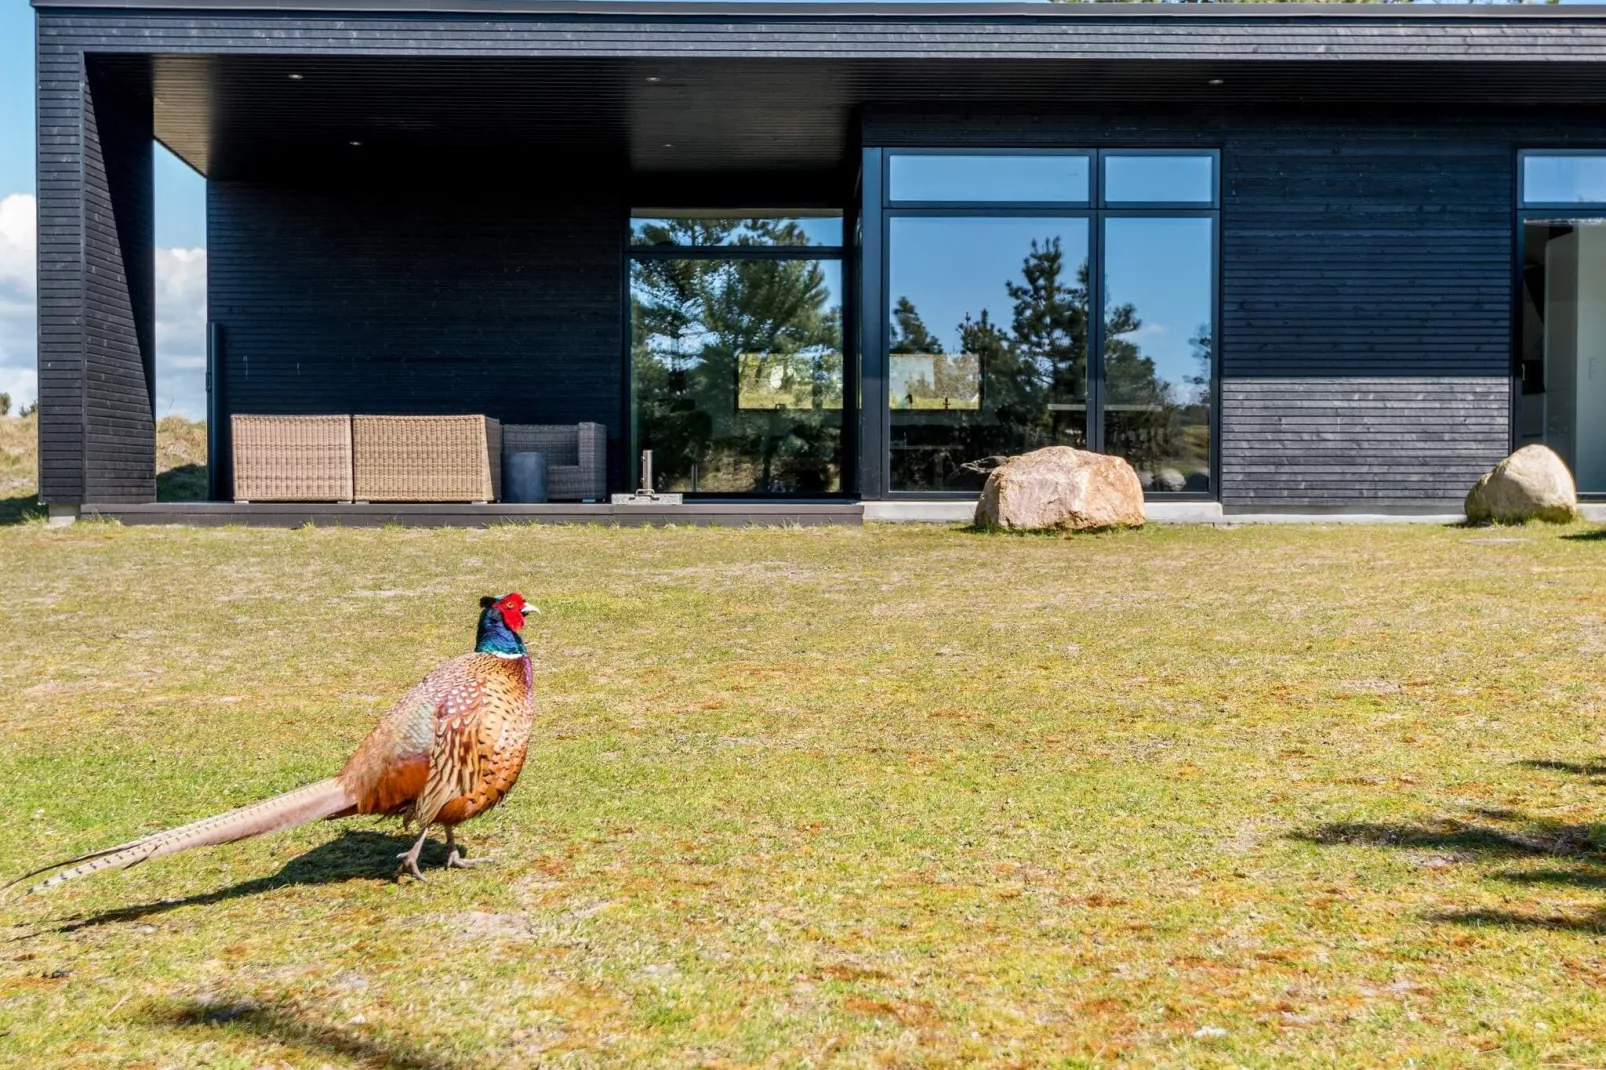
top-left (83, 62), bottom-right (156, 504)
top-left (36, 53), bottom-right (156, 504)
top-left (1220, 379), bottom-right (1508, 505)
top-left (37, 9), bottom-right (1606, 61)
top-left (36, 47), bottom-right (85, 502)
top-left (208, 177), bottom-right (626, 497)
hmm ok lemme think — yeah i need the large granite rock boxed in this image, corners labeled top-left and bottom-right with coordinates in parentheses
top-left (974, 446), bottom-right (1146, 532)
top-left (1465, 444), bottom-right (1578, 524)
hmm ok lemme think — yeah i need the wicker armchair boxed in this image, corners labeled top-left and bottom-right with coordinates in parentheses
top-left (502, 423), bottom-right (607, 502)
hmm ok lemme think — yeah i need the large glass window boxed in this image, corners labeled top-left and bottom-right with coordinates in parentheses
top-left (888, 217), bottom-right (1091, 491)
top-left (1522, 155), bottom-right (1606, 207)
top-left (882, 150), bottom-right (1217, 495)
top-left (888, 153), bottom-right (1091, 205)
top-left (1103, 216), bottom-right (1214, 491)
top-left (630, 211), bottom-right (842, 248)
top-left (1103, 153), bottom-right (1215, 206)
top-left (630, 214), bottom-right (845, 495)
top-left (1519, 154), bottom-right (1606, 495)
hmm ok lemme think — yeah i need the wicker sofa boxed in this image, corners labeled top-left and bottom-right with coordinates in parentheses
top-left (502, 422), bottom-right (607, 502)
top-left (352, 414), bottom-right (501, 502)
top-left (231, 414), bottom-right (355, 502)
top-left (232, 414), bottom-right (604, 503)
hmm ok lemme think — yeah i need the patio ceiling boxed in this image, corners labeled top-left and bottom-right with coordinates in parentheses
top-left (147, 52), bottom-right (1606, 181)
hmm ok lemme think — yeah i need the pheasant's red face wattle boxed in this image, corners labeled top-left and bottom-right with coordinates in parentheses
top-left (497, 593), bottom-right (527, 632)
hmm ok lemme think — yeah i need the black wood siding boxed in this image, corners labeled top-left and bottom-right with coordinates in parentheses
top-left (33, 5), bottom-right (1606, 507)
top-left (36, 52), bottom-right (155, 505)
top-left (864, 109), bottom-right (1546, 508)
top-left (207, 177), bottom-right (626, 495)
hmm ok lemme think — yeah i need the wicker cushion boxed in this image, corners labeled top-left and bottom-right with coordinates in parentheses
top-left (352, 415), bottom-right (502, 502)
top-left (231, 415), bottom-right (354, 502)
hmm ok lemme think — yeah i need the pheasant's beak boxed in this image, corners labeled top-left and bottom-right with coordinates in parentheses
top-left (523, 605), bottom-right (540, 617)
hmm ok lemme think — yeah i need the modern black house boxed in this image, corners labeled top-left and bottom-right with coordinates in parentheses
top-left (32, 0), bottom-right (1606, 522)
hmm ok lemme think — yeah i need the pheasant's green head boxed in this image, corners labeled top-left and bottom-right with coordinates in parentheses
top-left (476, 592), bottom-right (536, 657)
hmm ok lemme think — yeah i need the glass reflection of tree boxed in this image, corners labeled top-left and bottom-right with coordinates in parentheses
top-left (631, 218), bottom-right (843, 493)
top-left (893, 236), bottom-right (1210, 490)
top-left (890, 236), bottom-right (1095, 489)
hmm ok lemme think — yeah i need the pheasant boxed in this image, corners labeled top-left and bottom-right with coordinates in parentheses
top-left (11, 593), bottom-right (539, 893)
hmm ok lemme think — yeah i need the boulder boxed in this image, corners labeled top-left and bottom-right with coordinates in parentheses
top-left (1155, 467), bottom-right (1187, 493)
top-left (974, 446), bottom-right (1146, 532)
top-left (1465, 444), bottom-right (1578, 524)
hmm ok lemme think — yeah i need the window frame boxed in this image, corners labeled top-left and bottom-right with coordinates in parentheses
top-left (1514, 150), bottom-right (1606, 497)
top-left (877, 148), bottom-right (1220, 500)
top-left (1101, 149), bottom-right (1220, 210)
top-left (624, 209), bottom-right (853, 498)
top-left (1517, 149), bottom-right (1606, 212)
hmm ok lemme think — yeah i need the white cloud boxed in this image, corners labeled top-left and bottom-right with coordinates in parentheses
top-left (155, 246), bottom-right (207, 420)
top-left (0, 191), bottom-right (207, 420)
top-left (0, 192), bottom-right (36, 412)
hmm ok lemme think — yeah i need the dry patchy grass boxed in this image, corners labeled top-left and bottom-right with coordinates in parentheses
top-left (0, 414), bottom-right (208, 521)
top-left (2, 520), bottom-right (1606, 1066)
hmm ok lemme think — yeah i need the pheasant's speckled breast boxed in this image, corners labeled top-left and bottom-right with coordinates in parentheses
top-left (338, 651), bottom-right (536, 826)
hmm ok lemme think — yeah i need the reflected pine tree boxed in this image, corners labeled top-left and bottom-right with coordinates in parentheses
top-left (892, 235), bottom-right (1212, 491)
top-left (890, 236), bottom-right (1096, 489)
top-left (631, 218), bottom-right (844, 494)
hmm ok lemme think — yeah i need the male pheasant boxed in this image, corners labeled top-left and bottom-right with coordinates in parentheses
top-left (11, 593), bottom-right (538, 893)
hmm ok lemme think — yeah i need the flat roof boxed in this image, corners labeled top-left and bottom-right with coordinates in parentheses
top-left (31, 0), bottom-right (1606, 18)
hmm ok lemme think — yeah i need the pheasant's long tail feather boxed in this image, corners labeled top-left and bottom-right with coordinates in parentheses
top-left (9, 777), bottom-right (355, 895)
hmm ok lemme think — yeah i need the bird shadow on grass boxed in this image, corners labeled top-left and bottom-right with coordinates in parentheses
top-left (1561, 528), bottom-right (1606, 541)
top-left (148, 993), bottom-right (469, 1070)
top-left (22, 828), bottom-right (444, 938)
top-left (1294, 776), bottom-right (1606, 933)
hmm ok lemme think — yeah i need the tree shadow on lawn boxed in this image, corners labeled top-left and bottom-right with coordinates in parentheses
top-left (1296, 776), bottom-right (1606, 933)
top-left (24, 828), bottom-right (444, 937)
top-left (150, 992), bottom-right (468, 1070)
top-left (1561, 528), bottom-right (1606, 541)
top-left (0, 493), bottom-right (45, 525)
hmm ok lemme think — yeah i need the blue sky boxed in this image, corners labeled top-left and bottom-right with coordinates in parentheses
top-left (0, 0), bottom-right (207, 418)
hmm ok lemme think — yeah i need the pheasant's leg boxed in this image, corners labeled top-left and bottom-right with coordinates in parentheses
top-left (395, 827), bottom-right (431, 881)
top-left (445, 826), bottom-right (490, 870)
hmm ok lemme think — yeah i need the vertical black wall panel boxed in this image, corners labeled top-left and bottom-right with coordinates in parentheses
top-left (36, 50), bottom-right (155, 506)
top-left (83, 61), bottom-right (155, 504)
top-left (35, 45), bottom-right (85, 503)
top-left (207, 176), bottom-right (626, 496)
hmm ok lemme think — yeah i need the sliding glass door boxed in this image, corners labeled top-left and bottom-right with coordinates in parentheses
top-left (880, 149), bottom-right (1218, 496)
top-left (629, 212), bottom-right (846, 495)
top-left (1519, 153), bottom-right (1606, 494)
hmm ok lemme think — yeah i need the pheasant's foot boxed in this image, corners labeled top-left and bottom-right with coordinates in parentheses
top-left (395, 829), bottom-right (430, 882)
top-left (443, 829), bottom-right (490, 870)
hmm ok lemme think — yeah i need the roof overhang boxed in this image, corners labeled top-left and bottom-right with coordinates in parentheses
top-left (40, 1), bottom-right (1606, 180)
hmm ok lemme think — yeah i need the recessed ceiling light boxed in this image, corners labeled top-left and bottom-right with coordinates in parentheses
top-left (1207, 78), bottom-right (1224, 86)
top-left (288, 73), bottom-right (303, 81)
top-left (662, 142), bottom-right (673, 149)
top-left (348, 140), bottom-right (362, 147)
top-left (645, 76), bottom-right (661, 83)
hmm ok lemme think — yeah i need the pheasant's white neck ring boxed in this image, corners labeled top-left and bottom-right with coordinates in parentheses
top-left (490, 651), bottom-right (524, 660)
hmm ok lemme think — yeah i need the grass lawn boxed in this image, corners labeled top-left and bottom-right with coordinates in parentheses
top-left (3, 519), bottom-right (1606, 1067)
